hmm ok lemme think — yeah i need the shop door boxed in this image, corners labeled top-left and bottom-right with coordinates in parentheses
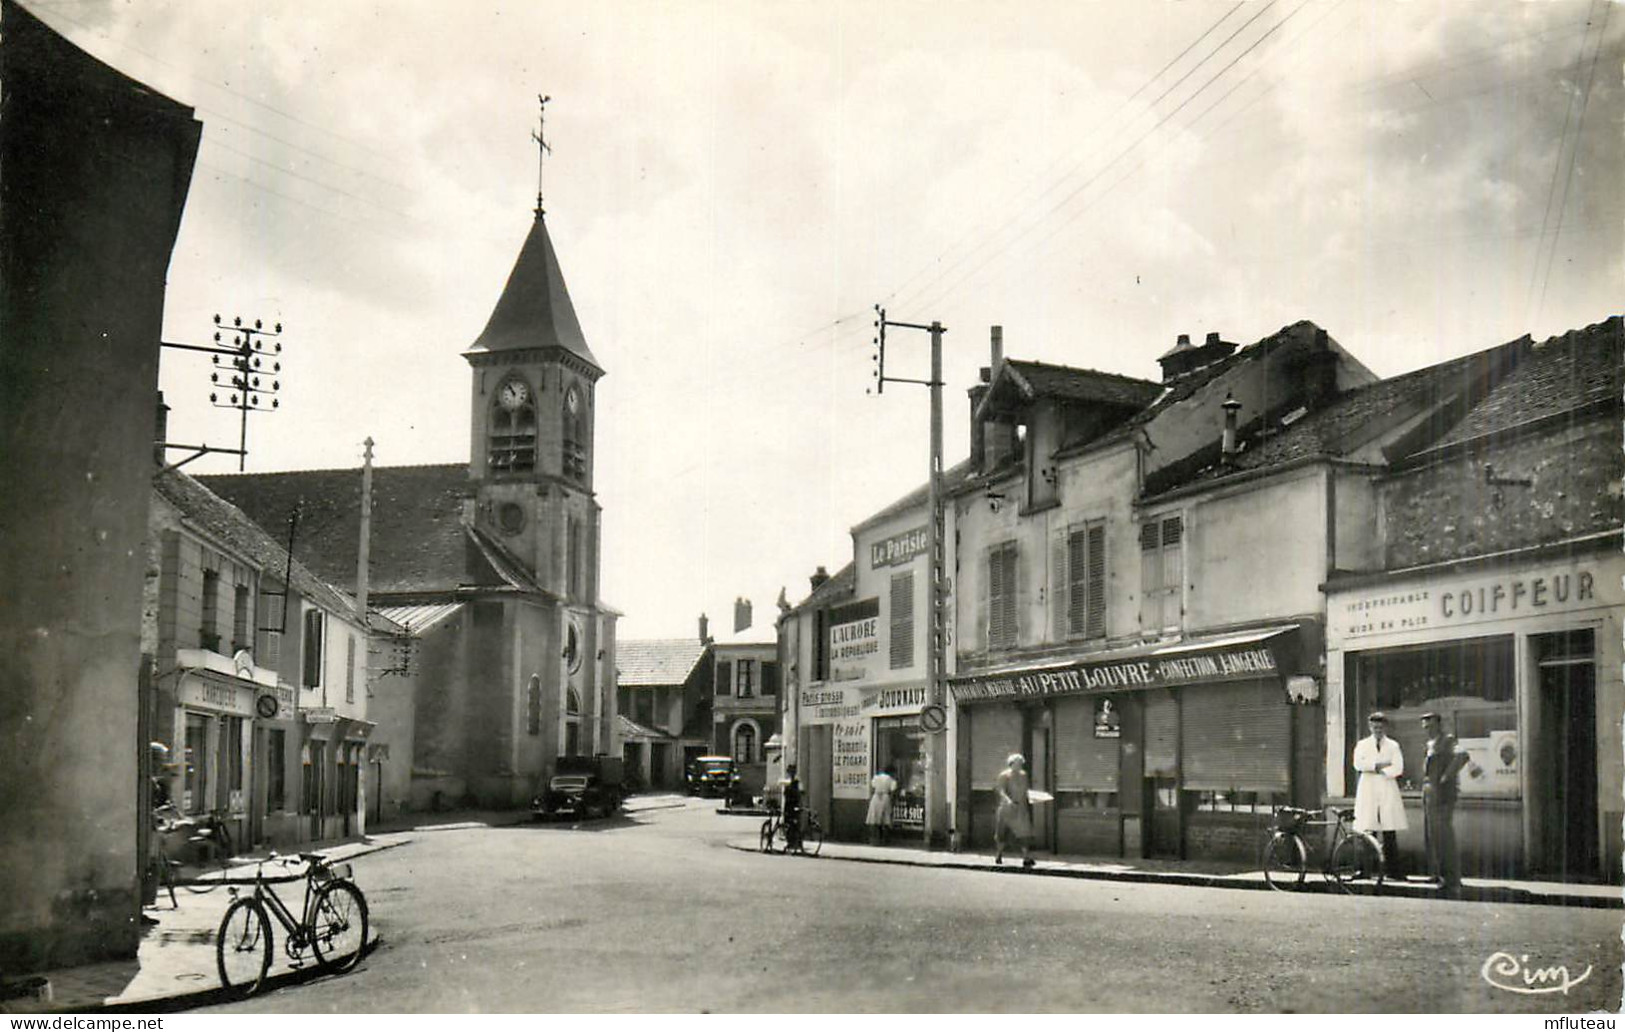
top-left (1142, 690), bottom-right (1181, 859)
top-left (1029, 722), bottom-right (1053, 852)
top-left (1534, 635), bottom-right (1597, 880)
top-left (804, 724), bottom-right (834, 830)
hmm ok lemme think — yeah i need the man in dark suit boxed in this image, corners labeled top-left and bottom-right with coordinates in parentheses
top-left (1420, 712), bottom-right (1470, 898)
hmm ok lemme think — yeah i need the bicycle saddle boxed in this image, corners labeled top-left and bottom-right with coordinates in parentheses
top-left (298, 852), bottom-right (328, 864)
top-left (1335, 807), bottom-right (1356, 820)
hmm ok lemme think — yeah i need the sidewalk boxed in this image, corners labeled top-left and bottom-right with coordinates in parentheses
top-left (731, 837), bottom-right (1624, 910)
top-left (1, 836), bottom-right (409, 1014)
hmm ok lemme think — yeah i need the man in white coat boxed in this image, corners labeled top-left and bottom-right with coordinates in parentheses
top-left (1352, 711), bottom-right (1407, 879)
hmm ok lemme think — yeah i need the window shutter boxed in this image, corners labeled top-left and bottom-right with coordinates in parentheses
top-left (259, 629), bottom-right (282, 672)
top-left (1182, 682), bottom-right (1290, 792)
top-left (716, 660), bottom-right (733, 696)
top-left (302, 609), bottom-right (324, 688)
top-left (979, 550), bottom-right (993, 651)
top-left (890, 572), bottom-right (915, 669)
top-left (1086, 523), bottom-right (1106, 639)
top-left (1054, 696), bottom-right (1119, 790)
top-left (345, 635), bottom-right (357, 703)
top-left (1162, 516), bottom-right (1183, 629)
top-left (986, 547), bottom-right (1004, 649)
top-left (1065, 529), bottom-right (1086, 637)
top-left (1052, 528), bottom-right (1070, 642)
top-left (1139, 521), bottom-right (1161, 632)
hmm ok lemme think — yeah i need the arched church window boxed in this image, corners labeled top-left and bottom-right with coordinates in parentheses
top-left (562, 384), bottom-right (587, 481)
top-left (490, 376), bottom-right (537, 473)
top-left (526, 675), bottom-right (541, 736)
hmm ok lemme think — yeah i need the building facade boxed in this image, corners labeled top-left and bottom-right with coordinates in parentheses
top-left (615, 635), bottom-right (710, 790)
top-left (0, 1), bottom-right (201, 971)
top-left (1325, 317), bottom-right (1624, 882)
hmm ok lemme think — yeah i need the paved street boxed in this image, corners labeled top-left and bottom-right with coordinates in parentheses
top-left (205, 795), bottom-right (1621, 1014)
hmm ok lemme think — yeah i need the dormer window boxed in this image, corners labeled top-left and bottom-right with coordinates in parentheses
top-left (490, 376), bottom-right (537, 473)
top-left (562, 385), bottom-right (588, 481)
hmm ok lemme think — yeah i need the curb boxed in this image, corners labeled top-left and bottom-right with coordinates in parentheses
top-left (726, 841), bottom-right (1622, 910)
top-left (96, 936), bottom-right (385, 1014)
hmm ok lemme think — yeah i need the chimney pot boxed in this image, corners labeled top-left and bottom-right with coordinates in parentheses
top-left (1206, 332), bottom-right (1221, 347)
top-left (1176, 333), bottom-right (1191, 348)
top-left (698, 613), bottom-right (711, 645)
top-left (734, 598), bottom-right (752, 634)
top-left (810, 565), bottom-right (830, 591)
top-left (991, 326), bottom-right (1004, 370)
top-left (1221, 392), bottom-right (1241, 465)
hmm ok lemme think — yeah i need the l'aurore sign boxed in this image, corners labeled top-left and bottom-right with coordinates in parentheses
top-left (950, 640), bottom-right (1283, 703)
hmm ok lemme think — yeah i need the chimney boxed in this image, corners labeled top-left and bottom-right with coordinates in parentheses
top-left (698, 613), bottom-right (711, 645)
top-left (734, 597), bottom-right (752, 633)
top-left (1157, 333), bottom-right (1197, 382)
top-left (809, 566), bottom-right (830, 591)
top-left (990, 325), bottom-right (1004, 371)
top-left (1221, 392), bottom-right (1242, 466)
top-left (153, 392), bottom-right (170, 467)
top-left (1205, 332), bottom-right (1221, 347)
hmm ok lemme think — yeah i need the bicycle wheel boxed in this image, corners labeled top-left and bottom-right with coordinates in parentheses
top-left (1331, 833), bottom-right (1386, 892)
top-left (800, 817), bottom-right (823, 857)
top-left (769, 818), bottom-right (792, 854)
top-left (310, 881), bottom-right (369, 974)
top-left (1261, 832), bottom-right (1308, 891)
top-left (216, 898), bottom-right (272, 996)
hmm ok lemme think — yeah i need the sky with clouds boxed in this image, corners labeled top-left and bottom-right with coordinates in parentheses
top-left (29, 0), bottom-right (1623, 639)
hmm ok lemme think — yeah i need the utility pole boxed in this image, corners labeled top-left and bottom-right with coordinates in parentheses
top-left (159, 313), bottom-right (284, 472)
top-left (873, 305), bottom-right (949, 848)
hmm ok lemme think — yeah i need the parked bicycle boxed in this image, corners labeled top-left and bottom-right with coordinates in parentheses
top-left (1261, 805), bottom-right (1384, 893)
top-left (153, 803), bottom-right (232, 900)
top-left (759, 809), bottom-right (824, 856)
top-left (216, 851), bottom-right (369, 996)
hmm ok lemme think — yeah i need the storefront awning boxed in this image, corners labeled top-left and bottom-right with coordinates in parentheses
top-left (949, 625), bottom-right (1303, 705)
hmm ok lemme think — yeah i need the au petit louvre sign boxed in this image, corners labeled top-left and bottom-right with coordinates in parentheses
top-left (1329, 560), bottom-right (1615, 643)
top-left (951, 637), bottom-right (1285, 704)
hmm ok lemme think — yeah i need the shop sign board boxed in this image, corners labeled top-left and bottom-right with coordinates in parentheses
top-left (1093, 697), bottom-right (1121, 738)
top-left (870, 526), bottom-right (929, 569)
top-left (832, 718), bottom-right (870, 798)
top-left (304, 707), bottom-right (339, 724)
top-left (179, 675), bottom-right (255, 718)
top-left (1457, 731), bottom-right (1519, 797)
top-left (862, 684), bottom-right (927, 717)
top-left (1328, 560), bottom-right (1614, 644)
top-left (828, 597), bottom-right (881, 682)
top-left (950, 637), bottom-right (1283, 704)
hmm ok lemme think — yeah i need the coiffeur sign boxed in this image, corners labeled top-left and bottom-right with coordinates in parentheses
top-left (951, 636), bottom-right (1287, 704)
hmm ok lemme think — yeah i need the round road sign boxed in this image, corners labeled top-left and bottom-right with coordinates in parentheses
top-left (919, 703), bottom-right (948, 734)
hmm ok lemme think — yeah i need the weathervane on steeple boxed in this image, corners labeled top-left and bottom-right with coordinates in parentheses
top-left (531, 94), bottom-right (551, 219)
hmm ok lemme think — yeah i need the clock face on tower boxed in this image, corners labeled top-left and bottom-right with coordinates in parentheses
top-left (498, 379), bottom-right (530, 411)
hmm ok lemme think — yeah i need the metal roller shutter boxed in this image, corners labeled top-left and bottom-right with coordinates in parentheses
top-left (1143, 690), bottom-right (1179, 777)
top-left (1181, 681), bottom-right (1290, 792)
top-left (968, 705), bottom-right (1023, 790)
top-left (1053, 696), bottom-right (1118, 790)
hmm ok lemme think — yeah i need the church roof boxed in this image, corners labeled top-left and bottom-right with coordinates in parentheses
top-left (464, 215), bottom-right (601, 373)
top-left (201, 464), bottom-right (473, 597)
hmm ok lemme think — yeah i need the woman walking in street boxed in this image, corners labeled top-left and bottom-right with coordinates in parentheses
top-left (994, 753), bottom-right (1034, 868)
top-left (865, 766), bottom-right (898, 846)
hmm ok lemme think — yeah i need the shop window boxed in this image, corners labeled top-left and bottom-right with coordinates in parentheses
top-left (762, 661), bottom-right (780, 697)
top-left (527, 676), bottom-right (542, 736)
top-left (302, 608), bottom-right (325, 689)
top-left (1066, 522), bottom-right (1106, 639)
top-left (345, 635), bottom-right (357, 703)
top-left (200, 569), bottom-right (221, 652)
top-left (1346, 636), bottom-right (1517, 797)
top-left (1139, 515), bottom-right (1182, 635)
top-left (267, 729), bottom-right (286, 811)
top-left (489, 378), bottom-right (537, 474)
top-left (987, 540), bottom-right (1018, 650)
top-left (1192, 789), bottom-right (1285, 813)
top-left (716, 660), bottom-right (733, 697)
top-left (183, 712), bottom-right (207, 814)
top-left (874, 716), bottom-right (926, 828)
top-left (733, 723), bottom-right (756, 764)
top-left (890, 572), bottom-right (915, 669)
top-left (736, 659), bottom-right (755, 698)
top-left (233, 584), bottom-right (251, 654)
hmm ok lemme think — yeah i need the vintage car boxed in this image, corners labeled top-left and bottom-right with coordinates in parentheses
top-left (684, 755), bottom-right (739, 798)
top-left (532, 755), bottom-right (625, 821)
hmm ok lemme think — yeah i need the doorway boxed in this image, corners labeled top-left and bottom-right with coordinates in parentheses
top-left (1026, 708), bottom-right (1053, 853)
top-left (1532, 630), bottom-right (1597, 881)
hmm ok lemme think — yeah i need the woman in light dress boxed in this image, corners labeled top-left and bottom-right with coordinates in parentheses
top-left (865, 766), bottom-right (898, 845)
top-left (994, 753), bottom-right (1034, 868)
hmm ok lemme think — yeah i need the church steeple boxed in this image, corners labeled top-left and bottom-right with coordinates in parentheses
top-left (463, 215), bottom-right (600, 372)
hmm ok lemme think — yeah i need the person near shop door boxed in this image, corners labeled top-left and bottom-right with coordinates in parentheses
top-left (1420, 712), bottom-right (1469, 898)
top-left (1352, 711), bottom-right (1407, 879)
top-left (994, 753), bottom-right (1034, 868)
top-left (866, 765), bottom-right (898, 846)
